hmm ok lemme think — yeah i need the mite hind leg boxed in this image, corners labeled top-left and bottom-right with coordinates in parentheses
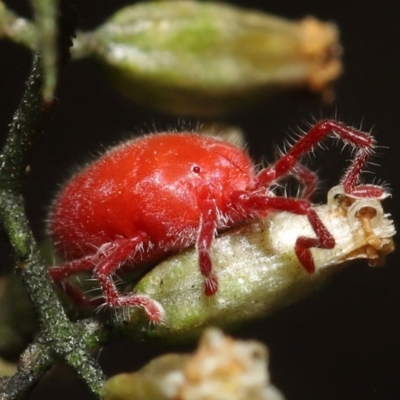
top-left (49, 234), bottom-right (165, 323)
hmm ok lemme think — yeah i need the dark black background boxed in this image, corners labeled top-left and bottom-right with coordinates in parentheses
top-left (1, 1), bottom-right (399, 399)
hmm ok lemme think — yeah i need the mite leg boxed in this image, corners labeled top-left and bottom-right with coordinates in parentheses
top-left (49, 256), bottom-right (101, 306)
top-left (231, 193), bottom-right (335, 273)
top-left (291, 162), bottom-right (318, 199)
top-left (197, 198), bottom-right (218, 296)
top-left (93, 236), bottom-right (165, 322)
top-left (50, 256), bottom-right (97, 281)
top-left (256, 120), bottom-right (385, 199)
top-left (50, 235), bottom-right (164, 322)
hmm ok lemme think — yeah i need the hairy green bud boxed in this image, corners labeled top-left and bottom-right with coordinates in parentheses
top-left (117, 191), bottom-right (394, 343)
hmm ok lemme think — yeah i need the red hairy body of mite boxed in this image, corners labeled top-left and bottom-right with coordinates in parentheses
top-left (49, 120), bottom-right (386, 322)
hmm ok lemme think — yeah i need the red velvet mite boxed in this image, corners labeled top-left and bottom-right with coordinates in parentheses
top-left (48, 120), bottom-right (386, 322)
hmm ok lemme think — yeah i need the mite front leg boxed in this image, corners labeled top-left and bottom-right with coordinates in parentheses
top-left (291, 162), bottom-right (318, 199)
top-left (197, 198), bottom-right (219, 296)
top-left (256, 120), bottom-right (386, 199)
top-left (257, 161), bottom-right (318, 199)
top-left (232, 192), bottom-right (335, 273)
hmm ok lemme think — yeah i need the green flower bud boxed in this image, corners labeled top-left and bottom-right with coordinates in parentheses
top-left (116, 192), bottom-right (394, 344)
top-left (75, 1), bottom-right (342, 116)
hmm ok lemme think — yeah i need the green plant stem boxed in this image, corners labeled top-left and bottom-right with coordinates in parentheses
top-left (0, 1), bottom-right (36, 49)
top-left (0, 340), bottom-right (52, 400)
top-left (32, 0), bottom-right (58, 102)
top-left (0, 1), bottom-right (106, 398)
top-left (0, 319), bottom-right (108, 399)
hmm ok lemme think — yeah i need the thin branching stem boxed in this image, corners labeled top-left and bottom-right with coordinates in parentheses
top-left (0, 1), bottom-right (106, 398)
top-left (0, 340), bottom-right (52, 400)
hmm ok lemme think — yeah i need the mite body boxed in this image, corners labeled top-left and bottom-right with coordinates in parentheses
top-left (49, 120), bottom-right (386, 322)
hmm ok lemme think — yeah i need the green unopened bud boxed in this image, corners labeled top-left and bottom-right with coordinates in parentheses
top-left (117, 191), bottom-right (394, 343)
top-left (75, 1), bottom-right (342, 116)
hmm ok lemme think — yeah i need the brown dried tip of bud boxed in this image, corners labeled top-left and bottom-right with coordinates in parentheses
top-left (298, 17), bottom-right (342, 99)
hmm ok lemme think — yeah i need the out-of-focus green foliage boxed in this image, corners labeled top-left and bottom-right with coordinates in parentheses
top-left (0, 1), bottom-right (342, 116)
top-left (0, 275), bottom-right (37, 360)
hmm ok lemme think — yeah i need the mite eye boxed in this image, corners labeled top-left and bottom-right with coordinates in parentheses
top-left (192, 165), bottom-right (201, 174)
